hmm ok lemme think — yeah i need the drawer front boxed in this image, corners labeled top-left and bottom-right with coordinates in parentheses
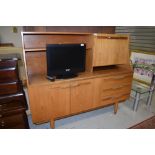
top-left (112, 84), bottom-right (131, 95)
top-left (102, 73), bottom-right (132, 89)
top-left (0, 113), bottom-right (26, 129)
top-left (99, 95), bottom-right (114, 106)
top-left (93, 74), bottom-right (132, 107)
top-left (0, 69), bottom-right (18, 83)
top-left (0, 82), bottom-right (21, 95)
top-left (0, 101), bottom-right (25, 114)
top-left (0, 60), bottom-right (17, 68)
top-left (114, 93), bottom-right (130, 103)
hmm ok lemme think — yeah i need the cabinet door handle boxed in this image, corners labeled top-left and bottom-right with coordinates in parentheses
top-left (79, 82), bottom-right (91, 86)
top-left (71, 83), bottom-right (78, 87)
top-left (115, 93), bottom-right (129, 98)
top-left (61, 86), bottom-right (70, 89)
top-left (71, 82), bottom-right (91, 87)
top-left (49, 86), bottom-right (60, 89)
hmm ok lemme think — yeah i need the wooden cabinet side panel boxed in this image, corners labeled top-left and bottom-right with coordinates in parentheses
top-left (28, 86), bottom-right (52, 123)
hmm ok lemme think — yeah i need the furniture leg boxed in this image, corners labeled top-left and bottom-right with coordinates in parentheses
top-left (133, 92), bottom-right (140, 111)
top-left (114, 102), bottom-right (118, 114)
top-left (50, 119), bottom-right (55, 129)
top-left (147, 91), bottom-right (154, 106)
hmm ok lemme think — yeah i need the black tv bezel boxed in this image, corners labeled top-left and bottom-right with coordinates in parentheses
top-left (46, 43), bottom-right (86, 79)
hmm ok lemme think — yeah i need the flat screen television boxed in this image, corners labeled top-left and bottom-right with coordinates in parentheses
top-left (46, 43), bottom-right (86, 79)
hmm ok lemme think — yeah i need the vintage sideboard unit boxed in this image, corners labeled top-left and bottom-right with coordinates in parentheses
top-left (21, 32), bottom-right (133, 128)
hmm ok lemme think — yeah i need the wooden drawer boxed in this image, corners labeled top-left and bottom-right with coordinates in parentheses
top-left (0, 92), bottom-right (26, 104)
top-left (0, 101), bottom-right (25, 114)
top-left (0, 82), bottom-right (21, 95)
top-left (113, 84), bottom-right (131, 95)
top-left (0, 113), bottom-right (27, 129)
top-left (0, 59), bottom-right (17, 68)
top-left (0, 68), bottom-right (18, 83)
top-left (99, 95), bottom-right (114, 106)
top-left (102, 73), bottom-right (132, 89)
top-left (114, 93), bottom-right (130, 102)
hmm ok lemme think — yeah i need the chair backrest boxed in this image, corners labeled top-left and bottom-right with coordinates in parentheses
top-left (132, 63), bottom-right (155, 92)
top-left (130, 51), bottom-right (155, 84)
top-left (150, 73), bottom-right (155, 91)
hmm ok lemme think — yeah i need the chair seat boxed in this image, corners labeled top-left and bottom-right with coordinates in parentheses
top-left (131, 80), bottom-right (153, 111)
top-left (132, 81), bottom-right (150, 94)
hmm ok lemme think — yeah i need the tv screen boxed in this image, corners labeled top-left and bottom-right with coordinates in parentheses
top-left (46, 43), bottom-right (86, 79)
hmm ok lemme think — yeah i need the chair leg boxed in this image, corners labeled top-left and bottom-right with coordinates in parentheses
top-left (133, 92), bottom-right (140, 111)
top-left (147, 91), bottom-right (154, 106)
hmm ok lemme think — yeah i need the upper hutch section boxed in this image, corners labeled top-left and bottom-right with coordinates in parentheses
top-left (22, 32), bottom-right (93, 50)
top-left (21, 32), bottom-right (130, 85)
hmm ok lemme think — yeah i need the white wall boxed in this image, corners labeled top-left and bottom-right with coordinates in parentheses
top-left (0, 26), bottom-right (23, 47)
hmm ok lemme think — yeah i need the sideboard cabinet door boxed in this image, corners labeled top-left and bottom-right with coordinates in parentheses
top-left (70, 79), bottom-right (94, 114)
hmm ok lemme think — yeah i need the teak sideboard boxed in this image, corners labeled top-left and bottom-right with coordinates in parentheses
top-left (21, 32), bottom-right (133, 128)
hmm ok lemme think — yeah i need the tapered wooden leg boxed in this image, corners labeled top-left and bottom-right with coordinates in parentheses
top-left (50, 119), bottom-right (55, 129)
top-left (114, 102), bottom-right (118, 114)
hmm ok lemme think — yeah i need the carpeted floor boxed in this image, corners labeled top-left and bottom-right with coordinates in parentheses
top-left (129, 115), bottom-right (155, 129)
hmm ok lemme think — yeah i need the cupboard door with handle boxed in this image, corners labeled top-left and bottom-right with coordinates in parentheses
top-left (93, 34), bottom-right (129, 66)
top-left (28, 83), bottom-right (70, 123)
top-left (49, 83), bottom-right (70, 118)
top-left (70, 79), bottom-right (94, 114)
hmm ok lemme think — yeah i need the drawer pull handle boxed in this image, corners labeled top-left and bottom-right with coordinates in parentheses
top-left (0, 114), bottom-right (2, 117)
top-left (101, 96), bottom-right (112, 101)
top-left (115, 93), bottom-right (129, 98)
top-left (112, 85), bottom-right (124, 89)
top-left (113, 76), bottom-right (126, 79)
top-left (61, 86), bottom-right (70, 89)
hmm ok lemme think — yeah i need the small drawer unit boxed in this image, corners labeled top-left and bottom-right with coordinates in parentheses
top-left (93, 73), bottom-right (132, 108)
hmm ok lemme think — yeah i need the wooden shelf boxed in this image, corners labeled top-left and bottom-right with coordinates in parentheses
top-left (24, 48), bottom-right (46, 52)
top-left (24, 47), bottom-right (92, 52)
top-left (22, 32), bottom-right (92, 35)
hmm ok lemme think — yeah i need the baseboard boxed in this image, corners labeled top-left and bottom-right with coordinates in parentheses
top-left (26, 109), bottom-right (31, 115)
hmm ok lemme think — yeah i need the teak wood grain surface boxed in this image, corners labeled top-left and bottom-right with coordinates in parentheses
top-left (22, 32), bottom-right (133, 128)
